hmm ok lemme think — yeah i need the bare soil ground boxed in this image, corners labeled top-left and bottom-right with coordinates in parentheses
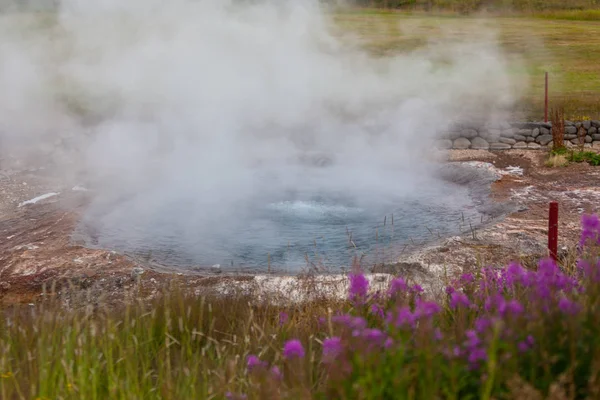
top-left (0, 149), bottom-right (598, 305)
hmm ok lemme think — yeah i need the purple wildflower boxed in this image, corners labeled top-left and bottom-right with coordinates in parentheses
top-left (517, 335), bottom-right (535, 353)
top-left (415, 299), bottom-right (441, 318)
top-left (445, 286), bottom-right (455, 295)
top-left (460, 273), bottom-right (475, 284)
top-left (387, 306), bottom-right (416, 328)
top-left (504, 262), bottom-right (530, 287)
top-left (411, 284), bottom-right (424, 295)
top-left (434, 328), bottom-right (443, 341)
top-left (226, 393), bottom-right (247, 400)
top-left (283, 339), bottom-right (305, 359)
top-left (363, 328), bottom-right (386, 345)
top-left (370, 304), bottom-right (385, 319)
top-left (384, 337), bottom-right (394, 349)
top-left (468, 347), bottom-right (488, 366)
top-left (558, 297), bottom-right (581, 315)
top-left (279, 312), bottom-right (289, 326)
top-left (499, 299), bottom-right (524, 317)
top-left (246, 355), bottom-right (265, 372)
top-left (388, 277), bottom-right (408, 296)
top-left (322, 337), bottom-right (343, 362)
top-left (332, 315), bottom-right (367, 331)
top-left (580, 214), bottom-right (600, 247)
top-left (450, 291), bottom-right (471, 309)
top-left (348, 273), bottom-right (369, 303)
top-left (474, 317), bottom-right (492, 334)
top-left (270, 366), bottom-right (282, 380)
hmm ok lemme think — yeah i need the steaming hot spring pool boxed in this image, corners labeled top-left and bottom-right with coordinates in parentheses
top-left (75, 161), bottom-right (504, 273)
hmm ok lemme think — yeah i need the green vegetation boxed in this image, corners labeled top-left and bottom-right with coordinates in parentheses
top-left (1, 217), bottom-right (600, 399)
top-left (332, 10), bottom-right (600, 119)
top-left (549, 146), bottom-right (600, 165)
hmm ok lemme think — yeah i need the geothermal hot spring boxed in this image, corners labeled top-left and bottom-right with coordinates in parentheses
top-left (75, 160), bottom-right (501, 273)
top-left (0, 1), bottom-right (518, 273)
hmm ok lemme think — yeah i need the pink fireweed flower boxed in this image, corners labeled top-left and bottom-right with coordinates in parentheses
top-left (348, 273), bottom-right (369, 303)
top-left (363, 329), bottom-right (386, 345)
top-left (474, 317), bottom-right (492, 334)
top-left (460, 273), bottom-right (475, 284)
top-left (580, 214), bottom-right (600, 247)
top-left (411, 284), bottom-right (424, 295)
top-left (246, 355), bottom-right (266, 372)
top-left (558, 297), bottom-right (581, 315)
top-left (386, 306), bottom-right (416, 329)
top-left (283, 339), bottom-right (305, 359)
top-left (388, 277), bottom-right (408, 296)
top-left (517, 335), bottom-right (535, 353)
top-left (279, 312), bottom-right (289, 326)
top-left (370, 304), bottom-right (385, 318)
top-left (450, 291), bottom-right (471, 309)
top-left (332, 315), bottom-right (367, 331)
top-left (322, 337), bottom-right (343, 363)
top-left (270, 366), bottom-right (282, 380)
top-left (414, 299), bottom-right (441, 318)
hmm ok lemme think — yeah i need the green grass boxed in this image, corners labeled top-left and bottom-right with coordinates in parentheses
top-left (550, 146), bottom-right (600, 165)
top-left (331, 10), bottom-right (600, 119)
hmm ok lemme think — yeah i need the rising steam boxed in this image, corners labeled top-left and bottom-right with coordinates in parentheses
top-left (0, 0), bottom-right (523, 268)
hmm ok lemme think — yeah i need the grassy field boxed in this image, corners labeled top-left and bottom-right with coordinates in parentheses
top-left (332, 10), bottom-right (600, 119)
top-left (1, 216), bottom-right (600, 399)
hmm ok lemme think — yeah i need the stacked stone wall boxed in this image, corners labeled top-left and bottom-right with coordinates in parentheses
top-left (436, 120), bottom-right (600, 150)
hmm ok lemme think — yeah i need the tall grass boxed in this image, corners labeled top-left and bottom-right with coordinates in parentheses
top-left (2, 215), bottom-right (600, 398)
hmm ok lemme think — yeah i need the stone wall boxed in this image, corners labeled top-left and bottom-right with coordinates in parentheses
top-left (436, 120), bottom-right (600, 150)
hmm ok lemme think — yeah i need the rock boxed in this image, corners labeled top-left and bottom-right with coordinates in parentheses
top-left (532, 128), bottom-right (540, 137)
top-left (564, 134), bottom-right (577, 140)
top-left (453, 138), bottom-right (471, 149)
top-left (131, 267), bottom-right (144, 279)
top-left (589, 127), bottom-right (597, 134)
top-left (586, 135), bottom-right (593, 143)
top-left (513, 141), bottom-right (528, 149)
top-left (592, 120), bottom-right (600, 128)
top-left (536, 134), bottom-right (553, 145)
top-left (490, 142), bottom-right (511, 150)
top-left (446, 131), bottom-right (462, 140)
top-left (470, 137), bottom-right (489, 149)
top-left (514, 134), bottom-right (527, 141)
top-left (527, 143), bottom-right (542, 149)
top-left (565, 120), bottom-right (574, 126)
top-left (565, 126), bottom-right (577, 134)
top-left (461, 129), bottom-right (479, 139)
top-left (540, 127), bottom-right (551, 135)
top-left (499, 137), bottom-right (516, 145)
top-left (526, 137), bottom-right (536, 142)
top-left (517, 129), bottom-right (532, 137)
top-left (435, 139), bottom-right (453, 149)
top-left (576, 122), bottom-right (582, 128)
top-left (540, 122), bottom-right (552, 129)
top-left (486, 129), bottom-right (502, 138)
top-left (593, 134), bottom-right (600, 140)
top-left (211, 264), bottom-right (222, 273)
top-left (570, 139), bottom-right (580, 145)
top-left (500, 129), bottom-right (514, 138)
top-left (585, 143), bottom-right (592, 148)
top-left (593, 141), bottom-right (600, 149)
top-left (583, 120), bottom-right (592, 130)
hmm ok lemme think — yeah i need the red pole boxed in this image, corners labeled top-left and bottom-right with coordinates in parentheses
top-left (544, 72), bottom-right (549, 123)
top-left (548, 201), bottom-right (559, 261)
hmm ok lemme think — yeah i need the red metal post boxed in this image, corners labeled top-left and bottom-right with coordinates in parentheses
top-left (548, 201), bottom-right (559, 261)
top-left (544, 72), bottom-right (549, 123)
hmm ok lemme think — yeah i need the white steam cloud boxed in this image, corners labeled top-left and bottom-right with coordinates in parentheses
top-left (0, 0), bottom-right (523, 268)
